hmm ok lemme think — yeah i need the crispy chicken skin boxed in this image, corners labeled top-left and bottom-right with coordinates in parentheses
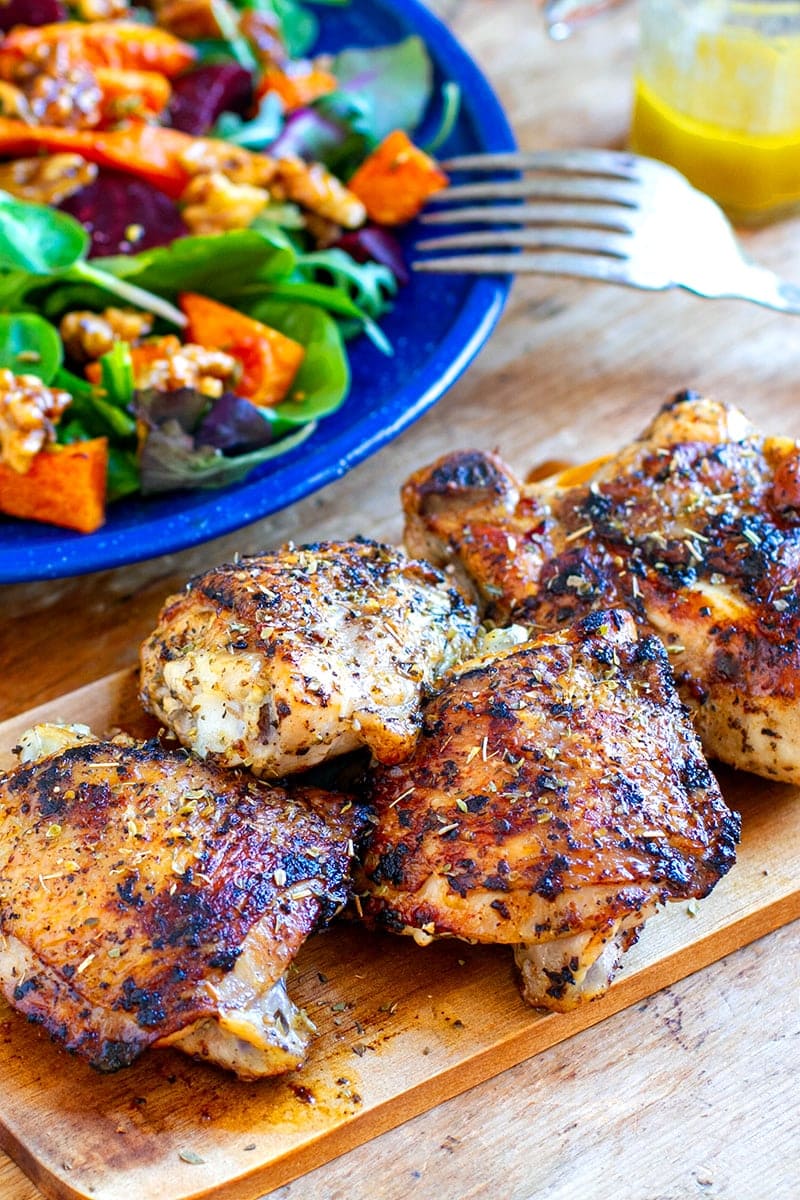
top-left (402, 391), bottom-right (800, 783)
top-left (140, 538), bottom-right (479, 778)
top-left (0, 730), bottom-right (358, 1076)
top-left (360, 610), bottom-right (739, 1011)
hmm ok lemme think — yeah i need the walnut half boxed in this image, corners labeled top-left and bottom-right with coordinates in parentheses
top-left (0, 155), bottom-right (98, 207)
top-left (0, 370), bottom-right (72, 474)
top-left (60, 308), bottom-right (154, 364)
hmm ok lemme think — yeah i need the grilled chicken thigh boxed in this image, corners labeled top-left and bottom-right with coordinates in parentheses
top-left (0, 728), bottom-right (358, 1076)
top-left (140, 539), bottom-right (479, 778)
top-left (361, 609), bottom-right (739, 1010)
top-left (403, 391), bottom-right (800, 782)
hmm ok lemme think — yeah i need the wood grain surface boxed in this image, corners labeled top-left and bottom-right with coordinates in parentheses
top-left (1, 1), bottom-right (799, 1198)
top-left (0, 671), bottom-right (797, 1200)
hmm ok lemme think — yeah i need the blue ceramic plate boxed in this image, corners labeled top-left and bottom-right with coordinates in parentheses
top-left (0, 0), bottom-right (515, 583)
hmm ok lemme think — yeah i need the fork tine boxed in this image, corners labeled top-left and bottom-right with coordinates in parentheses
top-left (430, 176), bottom-right (639, 206)
top-left (413, 148), bottom-right (800, 313)
top-left (418, 202), bottom-right (637, 232)
top-left (440, 149), bottom-right (642, 179)
top-left (415, 227), bottom-right (629, 257)
top-left (413, 250), bottom-right (651, 285)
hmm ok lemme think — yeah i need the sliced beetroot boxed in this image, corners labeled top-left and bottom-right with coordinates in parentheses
top-left (0, 0), bottom-right (66, 29)
top-left (336, 226), bottom-right (410, 285)
top-left (167, 64), bottom-right (254, 136)
top-left (59, 170), bottom-right (188, 258)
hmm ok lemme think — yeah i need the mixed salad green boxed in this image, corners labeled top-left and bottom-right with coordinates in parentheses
top-left (0, 0), bottom-right (457, 531)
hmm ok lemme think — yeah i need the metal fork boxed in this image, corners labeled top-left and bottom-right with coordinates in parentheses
top-left (413, 148), bottom-right (800, 314)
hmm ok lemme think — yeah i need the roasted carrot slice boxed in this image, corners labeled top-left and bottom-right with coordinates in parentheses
top-left (0, 22), bottom-right (195, 79)
top-left (0, 118), bottom-right (195, 197)
top-left (348, 130), bottom-right (449, 226)
top-left (257, 64), bottom-right (337, 112)
top-left (95, 68), bottom-right (172, 123)
top-left (180, 294), bottom-right (305, 408)
top-left (0, 439), bottom-right (108, 533)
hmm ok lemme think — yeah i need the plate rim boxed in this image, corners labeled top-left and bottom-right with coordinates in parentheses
top-left (0, 0), bottom-right (517, 584)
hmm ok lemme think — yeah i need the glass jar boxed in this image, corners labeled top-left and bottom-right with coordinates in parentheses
top-left (630, 0), bottom-right (800, 225)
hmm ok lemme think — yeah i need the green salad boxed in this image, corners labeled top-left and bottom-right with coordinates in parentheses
top-left (0, 0), bottom-right (455, 532)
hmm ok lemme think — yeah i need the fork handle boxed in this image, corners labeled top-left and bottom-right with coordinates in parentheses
top-left (690, 263), bottom-right (800, 316)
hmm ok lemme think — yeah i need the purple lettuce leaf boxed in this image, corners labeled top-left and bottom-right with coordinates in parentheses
top-left (138, 414), bottom-right (313, 493)
top-left (335, 226), bottom-right (409, 286)
top-left (134, 387), bottom-right (286, 493)
top-left (268, 106), bottom-right (354, 164)
top-left (196, 391), bottom-right (276, 455)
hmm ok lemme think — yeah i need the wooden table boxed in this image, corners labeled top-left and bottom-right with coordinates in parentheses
top-left (1, 2), bottom-right (799, 1197)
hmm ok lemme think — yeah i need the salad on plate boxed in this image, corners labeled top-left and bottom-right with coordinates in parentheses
top-left (0, 0), bottom-right (454, 533)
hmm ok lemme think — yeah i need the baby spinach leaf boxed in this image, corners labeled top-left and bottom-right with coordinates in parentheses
top-left (333, 37), bottom-right (433, 142)
top-left (70, 261), bottom-right (186, 327)
top-left (244, 300), bottom-right (349, 422)
top-left (0, 313), bottom-right (62, 383)
top-left (96, 228), bottom-right (297, 300)
top-left (245, 279), bottom-right (390, 352)
top-left (0, 192), bottom-right (183, 327)
top-left (0, 270), bottom-right (44, 312)
top-left (40, 282), bottom-right (120, 322)
top-left (0, 193), bottom-right (88, 275)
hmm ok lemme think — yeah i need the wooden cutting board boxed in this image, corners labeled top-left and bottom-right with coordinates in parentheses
top-left (0, 669), bottom-right (798, 1200)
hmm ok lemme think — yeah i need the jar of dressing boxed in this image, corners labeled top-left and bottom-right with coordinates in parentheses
top-left (630, 0), bottom-right (800, 225)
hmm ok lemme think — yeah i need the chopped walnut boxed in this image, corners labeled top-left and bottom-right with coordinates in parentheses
top-left (272, 157), bottom-right (367, 229)
top-left (60, 309), bottom-right (154, 364)
top-left (27, 65), bottom-right (103, 129)
top-left (0, 155), bottom-right (98, 206)
top-left (72, 0), bottom-right (130, 16)
top-left (8, 41), bottom-right (64, 86)
top-left (0, 81), bottom-right (33, 124)
top-left (9, 43), bottom-right (104, 130)
top-left (177, 139), bottom-right (278, 188)
top-left (0, 370), bottom-right (72, 474)
top-left (181, 172), bottom-right (270, 235)
top-left (135, 337), bottom-right (239, 398)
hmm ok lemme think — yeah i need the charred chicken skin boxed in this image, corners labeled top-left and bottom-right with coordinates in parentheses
top-left (0, 727), bottom-right (358, 1076)
top-left (360, 610), bottom-right (739, 1011)
top-left (403, 391), bottom-right (800, 783)
top-left (140, 538), bottom-right (479, 778)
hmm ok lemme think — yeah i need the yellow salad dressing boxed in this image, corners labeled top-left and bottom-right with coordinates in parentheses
top-left (630, 10), bottom-right (800, 224)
